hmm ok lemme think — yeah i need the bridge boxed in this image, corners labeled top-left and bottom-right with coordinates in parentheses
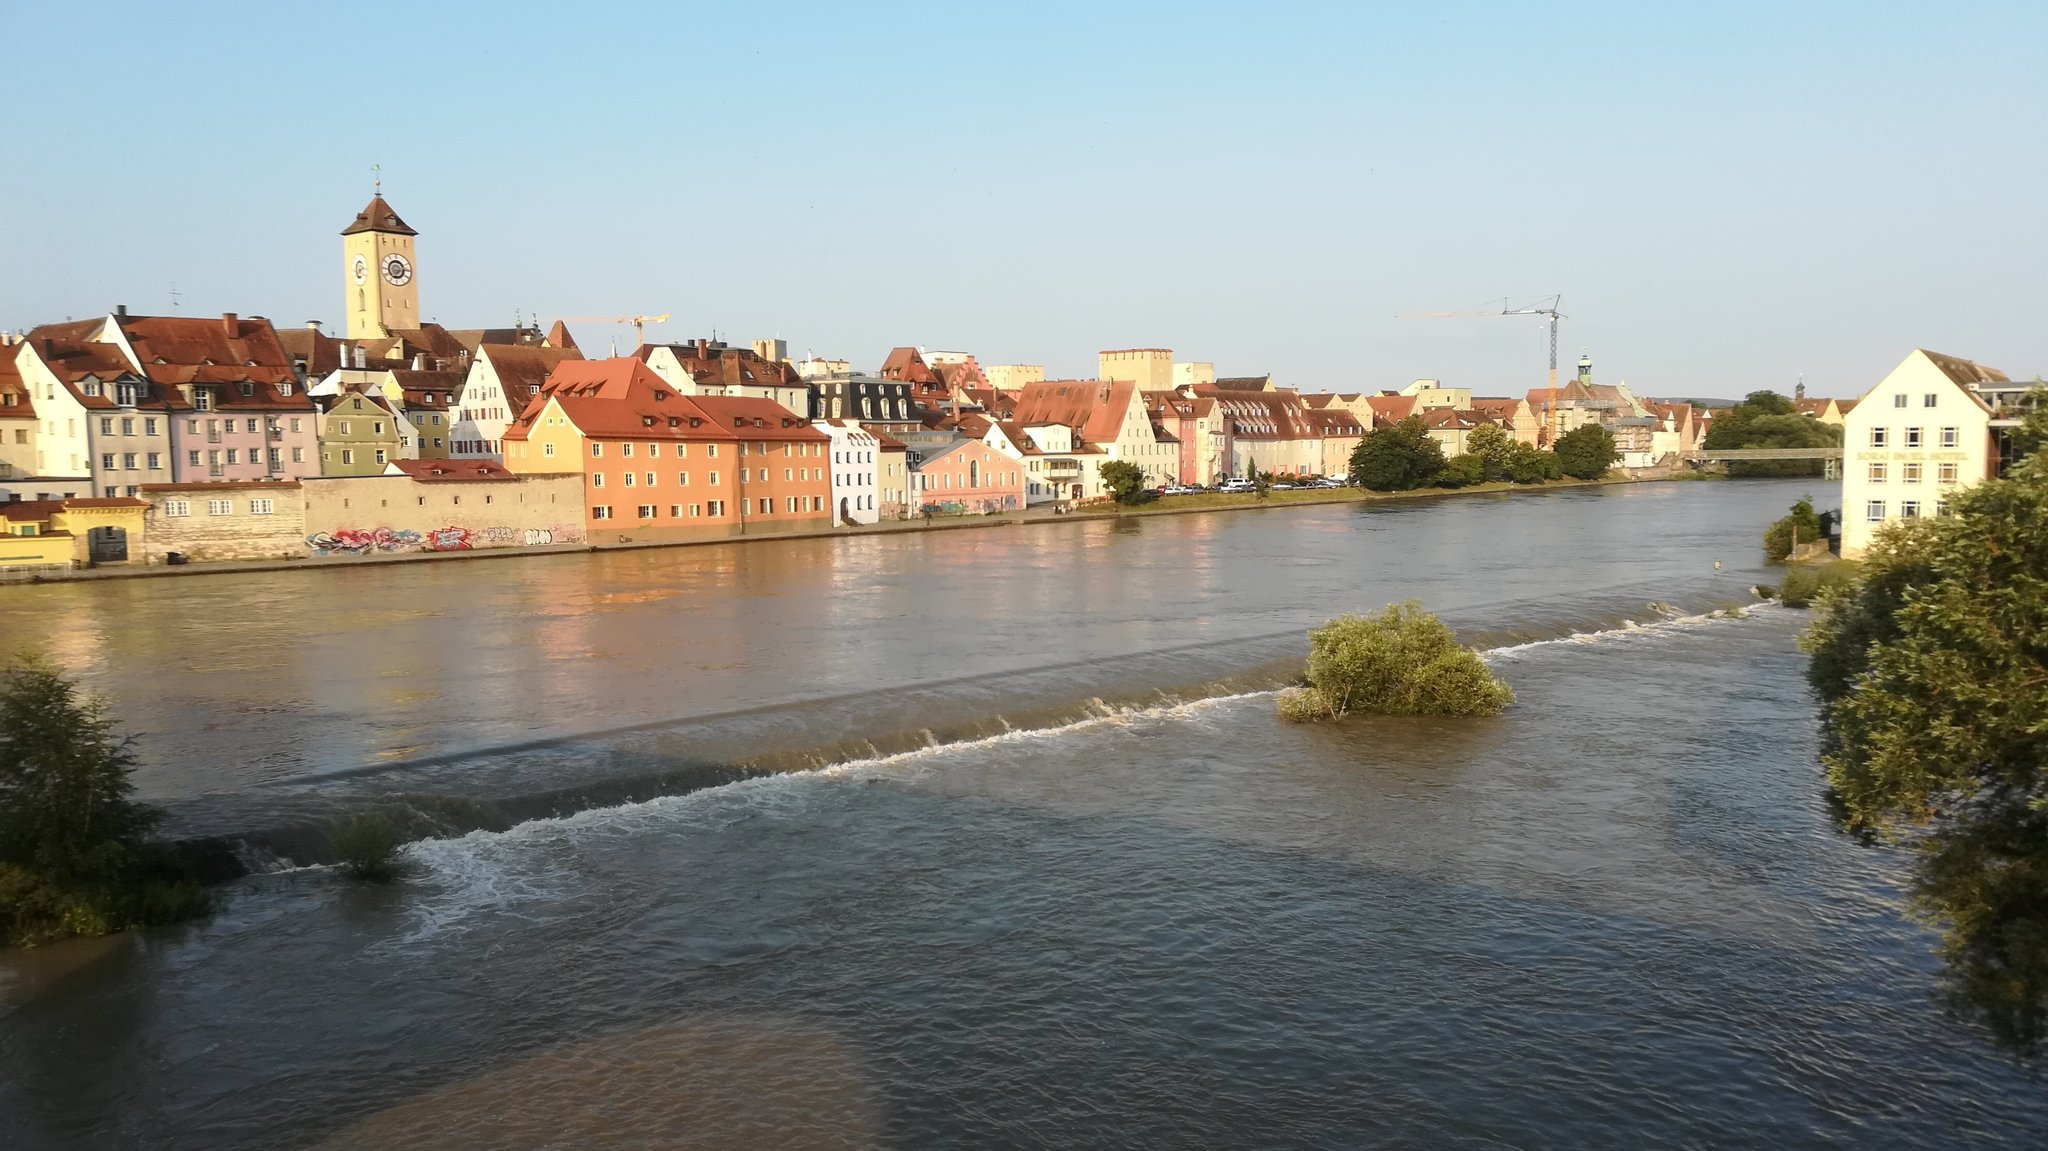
top-left (1680, 446), bottom-right (1844, 478)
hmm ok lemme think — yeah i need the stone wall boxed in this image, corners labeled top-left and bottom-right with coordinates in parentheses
top-left (141, 484), bottom-right (307, 563)
top-left (299, 473), bottom-right (586, 555)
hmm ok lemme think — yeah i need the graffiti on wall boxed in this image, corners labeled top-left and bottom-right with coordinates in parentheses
top-left (308, 523), bottom-right (585, 556)
top-left (307, 528), bottom-right (423, 556)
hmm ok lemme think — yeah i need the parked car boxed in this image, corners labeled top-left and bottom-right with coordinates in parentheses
top-left (1218, 478), bottom-right (1256, 493)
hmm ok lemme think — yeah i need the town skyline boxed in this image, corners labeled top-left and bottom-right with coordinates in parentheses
top-left (4, 2), bottom-right (2042, 397)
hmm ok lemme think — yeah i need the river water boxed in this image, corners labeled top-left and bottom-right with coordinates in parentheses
top-left (2, 481), bottom-right (2043, 1148)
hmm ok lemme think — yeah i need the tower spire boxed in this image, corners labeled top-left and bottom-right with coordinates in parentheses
top-left (372, 162), bottom-right (381, 194)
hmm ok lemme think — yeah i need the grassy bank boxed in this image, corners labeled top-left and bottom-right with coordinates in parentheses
top-left (1066, 473), bottom-right (1644, 519)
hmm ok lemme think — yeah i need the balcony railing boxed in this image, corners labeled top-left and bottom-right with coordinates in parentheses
top-left (206, 428), bottom-right (222, 444)
top-left (1042, 458), bottom-right (1082, 472)
top-left (268, 428), bottom-right (284, 440)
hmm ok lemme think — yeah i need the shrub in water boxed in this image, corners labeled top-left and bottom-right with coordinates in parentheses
top-left (1277, 601), bottom-right (1514, 722)
top-left (1778, 560), bottom-right (1858, 608)
top-left (331, 813), bottom-right (408, 882)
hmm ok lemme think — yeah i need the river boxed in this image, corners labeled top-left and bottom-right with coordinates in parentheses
top-left (2, 480), bottom-right (2043, 1148)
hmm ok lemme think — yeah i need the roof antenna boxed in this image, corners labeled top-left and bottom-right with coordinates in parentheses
top-left (372, 162), bottom-right (381, 195)
top-left (170, 283), bottom-right (181, 312)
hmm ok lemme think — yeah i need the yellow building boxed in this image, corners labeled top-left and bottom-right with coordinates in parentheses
top-left (342, 194), bottom-right (420, 340)
top-left (1840, 349), bottom-right (2011, 558)
top-left (1097, 349), bottom-right (1174, 391)
top-left (0, 497), bottom-right (148, 573)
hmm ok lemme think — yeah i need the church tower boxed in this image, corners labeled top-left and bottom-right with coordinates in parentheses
top-left (341, 192), bottom-right (419, 339)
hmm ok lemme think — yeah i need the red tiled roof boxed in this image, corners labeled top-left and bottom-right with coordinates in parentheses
top-left (0, 347), bottom-right (32, 419)
top-left (0, 497), bottom-right (146, 520)
top-left (119, 313), bottom-right (290, 369)
top-left (386, 458), bottom-right (518, 482)
top-left (340, 194), bottom-right (417, 236)
top-left (481, 344), bottom-right (584, 411)
top-left (546, 320), bottom-right (580, 353)
top-left (878, 347), bottom-right (936, 385)
top-left (509, 358), bottom-right (823, 444)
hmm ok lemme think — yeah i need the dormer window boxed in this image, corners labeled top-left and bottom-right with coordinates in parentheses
top-left (193, 390), bottom-right (213, 411)
top-left (238, 382), bottom-right (256, 397)
top-left (83, 380), bottom-right (102, 398)
top-left (641, 416), bottom-right (654, 427)
top-left (279, 382), bottom-right (294, 397)
top-left (115, 381), bottom-right (140, 407)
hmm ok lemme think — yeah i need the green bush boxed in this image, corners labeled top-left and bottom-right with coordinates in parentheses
top-left (1350, 416), bottom-right (1445, 491)
top-left (1277, 601), bottom-right (1514, 722)
top-left (1778, 560), bottom-right (1858, 608)
top-left (331, 813), bottom-right (408, 882)
top-left (1434, 453), bottom-right (1486, 488)
top-left (1508, 441), bottom-right (1562, 484)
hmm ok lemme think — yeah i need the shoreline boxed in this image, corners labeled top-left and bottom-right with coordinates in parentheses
top-left (8, 470), bottom-right (1707, 585)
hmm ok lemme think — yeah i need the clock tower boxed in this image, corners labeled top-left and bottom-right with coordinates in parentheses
top-left (341, 193), bottom-right (420, 339)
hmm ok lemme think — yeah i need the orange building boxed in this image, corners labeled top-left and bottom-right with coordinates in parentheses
top-left (502, 358), bottom-right (830, 542)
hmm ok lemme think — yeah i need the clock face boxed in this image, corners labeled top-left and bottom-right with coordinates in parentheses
top-left (382, 253), bottom-right (413, 286)
top-left (351, 255), bottom-right (368, 285)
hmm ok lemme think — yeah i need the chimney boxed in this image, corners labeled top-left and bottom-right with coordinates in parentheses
top-left (116, 304), bottom-right (128, 318)
top-left (221, 312), bottom-right (238, 339)
top-left (306, 320), bottom-right (323, 332)
top-left (697, 338), bottom-right (709, 356)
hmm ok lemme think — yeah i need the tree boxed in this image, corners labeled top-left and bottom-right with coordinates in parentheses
top-left (0, 657), bottom-right (157, 882)
top-left (1349, 416), bottom-right (1445, 492)
top-left (1762, 496), bottom-right (1823, 563)
top-left (1465, 423), bottom-right (1514, 480)
top-left (1507, 441), bottom-right (1561, 484)
top-left (1096, 460), bottom-right (1155, 507)
top-left (1801, 403), bottom-right (2048, 1047)
top-left (1433, 453), bottom-right (1485, 488)
top-left (0, 657), bottom-right (207, 947)
top-left (1703, 390), bottom-right (1841, 477)
top-left (1553, 424), bottom-right (1618, 480)
top-left (1278, 602), bottom-right (1514, 722)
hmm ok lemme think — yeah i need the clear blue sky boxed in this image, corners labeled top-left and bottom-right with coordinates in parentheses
top-left (3, 1), bottom-right (2042, 397)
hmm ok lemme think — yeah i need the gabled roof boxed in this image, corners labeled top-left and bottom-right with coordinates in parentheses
top-left (0, 347), bottom-right (32, 419)
top-left (479, 344), bottom-right (585, 411)
top-left (878, 347), bottom-right (936, 384)
top-left (118, 312), bottom-right (291, 369)
top-left (546, 320), bottom-right (580, 353)
top-left (1916, 348), bottom-right (2010, 387)
top-left (340, 194), bottom-right (417, 236)
top-left (1010, 379), bottom-right (1142, 446)
top-left (508, 358), bottom-right (823, 444)
top-left (1211, 375), bottom-right (1271, 392)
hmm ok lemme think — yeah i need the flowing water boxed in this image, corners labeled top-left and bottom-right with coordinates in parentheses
top-left (2, 482), bottom-right (2043, 1148)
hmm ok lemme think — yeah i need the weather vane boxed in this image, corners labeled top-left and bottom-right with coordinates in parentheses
top-left (372, 162), bottom-right (381, 194)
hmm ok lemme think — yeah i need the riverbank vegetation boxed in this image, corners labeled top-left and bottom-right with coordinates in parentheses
top-left (1278, 602), bottom-right (1514, 722)
top-left (1351, 416), bottom-right (1586, 493)
top-left (1801, 400), bottom-right (2048, 1048)
top-left (0, 657), bottom-right (209, 948)
top-left (1702, 390), bottom-right (1840, 477)
top-left (332, 812), bottom-right (408, 882)
top-left (1552, 424), bottom-right (1620, 481)
top-left (1762, 497), bottom-right (1824, 563)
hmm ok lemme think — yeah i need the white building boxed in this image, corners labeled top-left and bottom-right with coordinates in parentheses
top-left (1840, 348), bottom-right (2016, 558)
top-left (815, 419), bottom-right (881, 525)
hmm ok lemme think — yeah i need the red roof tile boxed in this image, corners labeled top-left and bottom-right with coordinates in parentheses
top-left (340, 194), bottom-right (417, 236)
top-left (386, 458), bottom-right (518, 482)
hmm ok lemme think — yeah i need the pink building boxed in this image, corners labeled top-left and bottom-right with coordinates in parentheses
top-left (908, 437), bottom-right (1026, 513)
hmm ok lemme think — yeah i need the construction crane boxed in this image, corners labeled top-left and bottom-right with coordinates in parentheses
top-left (552, 313), bottom-right (672, 348)
top-left (1403, 295), bottom-right (1567, 444)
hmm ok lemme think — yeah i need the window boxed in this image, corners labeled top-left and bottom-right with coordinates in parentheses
top-left (592, 505), bottom-right (613, 520)
top-left (1902, 463), bottom-right (1922, 483)
top-left (1900, 500), bottom-right (1921, 519)
top-left (543, 443), bottom-right (555, 457)
top-left (676, 444), bottom-right (687, 458)
top-left (250, 498), bottom-right (275, 515)
top-left (689, 503), bottom-right (701, 518)
top-left (292, 447), bottom-right (305, 463)
top-left (341, 449), bottom-right (355, 464)
top-left (706, 444), bottom-right (717, 458)
top-left (591, 443), bottom-right (604, 457)
top-left (759, 468), bottom-right (769, 482)
top-left (207, 499), bottom-right (232, 516)
top-left (786, 497), bottom-right (798, 513)
top-left (593, 473), bottom-right (605, 487)
top-left (193, 392), bottom-right (213, 412)
top-left (1892, 393), bottom-right (1908, 408)
top-left (1868, 427), bottom-right (1887, 448)
top-left (120, 417), bottom-right (133, 435)
top-left (339, 421), bottom-right (352, 435)
top-left (188, 450), bottom-right (201, 466)
top-left (1923, 393), bottom-right (1938, 408)
top-left (164, 500), bottom-right (191, 517)
top-left (677, 472), bottom-right (689, 486)
top-left (290, 418), bottom-right (302, 433)
top-left (147, 453), bottom-right (161, 469)
top-left (101, 454), bottom-right (115, 470)
top-left (269, 449), bottom-right (281, 465)
top-left (1940, 426), bottom-right (1958, 448)
top-left (784, 468), bottom-right (793, 481)
top-left (122, 453), bottom-right (137, 470)
top-left (624, 473), bottom-right (635, 486)
top-left (1938, 462), bottom-right (1958, 483)
top-left (247, 419), bottom-right (259, 433)
top-left (670, 505), bottom-right (682, 517)
top-left (1865, 500), bottom-right (1886, 522)
top-left (145, 418), bottom-right (157, 435)
top-left (708, 471), bottom-right (719, 485)
top-left (783, 443), bottom-right (792, 457)
top-left (226, 449), bottom-right (239, 465)
top-left (1936, 498), bottom-right (1950, 517)
top-left (1904, 427), bottom-right (1922, 448)
top-left (622, 443), bottom-right (633, 457)
top-left (279, 382), bottom-right (293, 397)
top-left (637, 504), bottom-right (656, 518)
top-left (759, 498), bottom-right (772, 514)
top-left (707, 500), bottom-right (724, 517)
top-left (644, 472), bottom-right (656, 487)
top-left (374, 449), bottom-right (387, 464)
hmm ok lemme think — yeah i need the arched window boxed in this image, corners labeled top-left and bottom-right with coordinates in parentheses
top-left (969, 459), bottom-right (980, 488)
